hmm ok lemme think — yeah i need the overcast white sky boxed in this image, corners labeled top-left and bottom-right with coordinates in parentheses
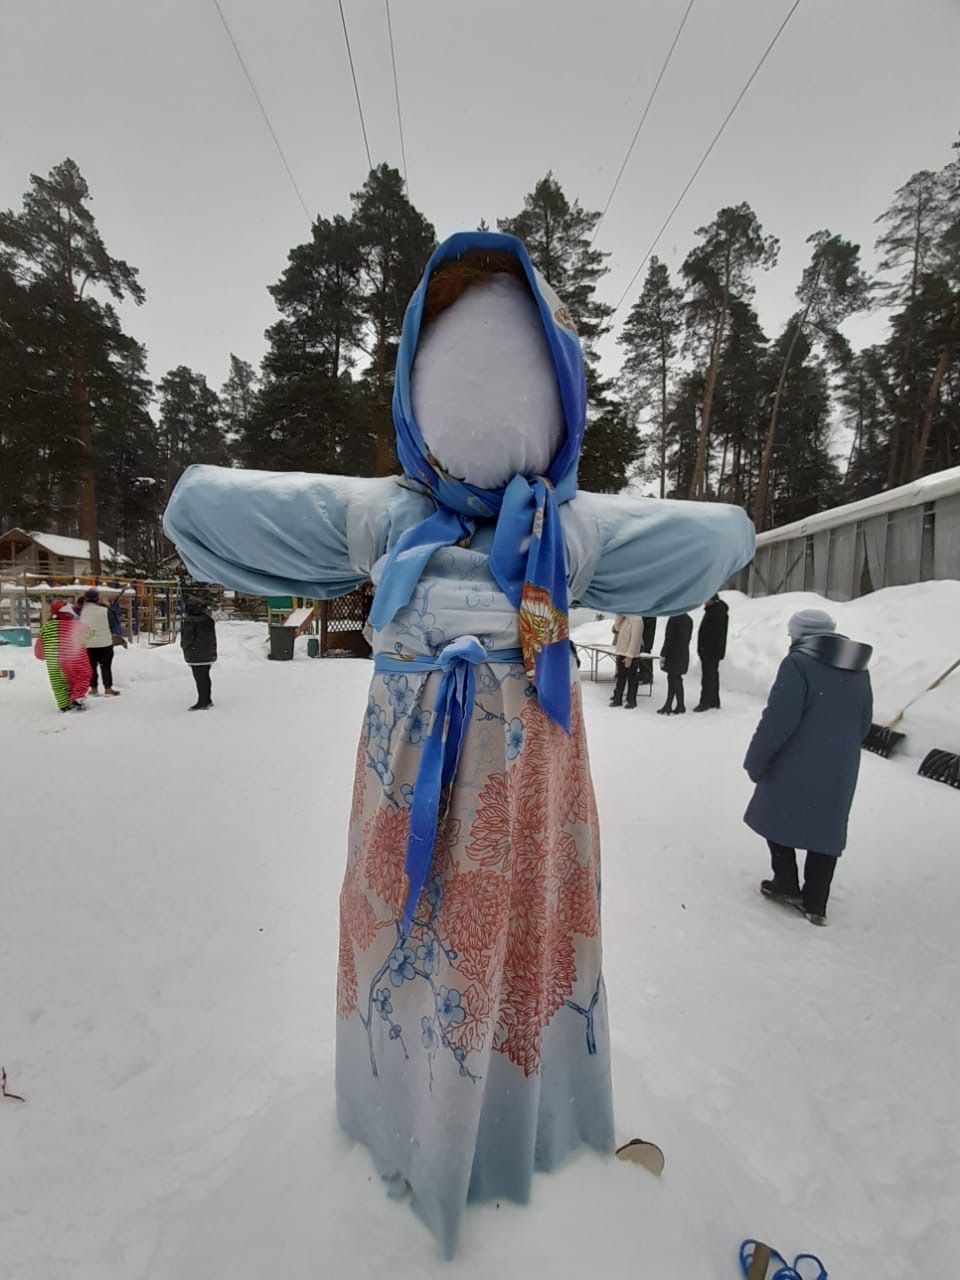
top-left (2, 0), bottom-right (959, 395)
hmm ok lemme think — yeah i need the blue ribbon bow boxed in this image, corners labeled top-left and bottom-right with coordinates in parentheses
top-left (375, 639), bottom-right (522, 935)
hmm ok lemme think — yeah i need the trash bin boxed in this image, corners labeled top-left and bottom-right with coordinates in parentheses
top-left (306, 637), bottom-right (320, 658)
top-left (268, 625), bottom-right (296, 661)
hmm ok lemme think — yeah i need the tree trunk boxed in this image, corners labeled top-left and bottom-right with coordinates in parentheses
top-left (885, 416), bottom-right (902, 491)
top-left (373, 277), bottom-right (391, 476)
top-left (752, 303), bottom-right (812, 531)
top-left (718, 436), bottom-right (729, 495)
top-left (688, 312), bottom-right (724, 499)
top-left (888, 193), bottom-right (925, 488)
top-left (844, 367), bottom-right (864, 489)
top-left (689, 245), bottom-right (733, 499)
top-left (910, 296), bottom-right (959, 480)
top-left (71, 338), bottom-right (101, 576)
top-left (658, 335), bottom-right (668, 499)
top-left (543, 209), bottom-right (554, 284)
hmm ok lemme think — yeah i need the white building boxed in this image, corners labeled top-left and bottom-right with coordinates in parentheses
top-left (0, 528), bottom-right (129, 578)
top-left (732, 467), bottom-right (960, 600)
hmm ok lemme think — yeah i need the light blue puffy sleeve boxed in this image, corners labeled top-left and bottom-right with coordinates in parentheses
top-left (162, 465), bottom-right (402, 598)
top-left (563, 492), bottom-right (755, 616)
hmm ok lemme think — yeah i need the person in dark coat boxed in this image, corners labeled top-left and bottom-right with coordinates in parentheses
top-left (743, 609), bottom-right (873, 926)
top-left (638, 615), bottom-right (657, 686)
top-left (694, 594), bottom-right (729, 711)
top-left (180, 597), bottom-right (217, 710)
top-left (657, 612), bottom-right (693, 714)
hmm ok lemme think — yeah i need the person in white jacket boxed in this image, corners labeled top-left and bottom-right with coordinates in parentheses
top-left (609, 613), bottom-right (648, 709)
top-left (79, 589), bottom-right (120, 696)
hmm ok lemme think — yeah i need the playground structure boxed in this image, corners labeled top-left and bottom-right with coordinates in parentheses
top-left (0, 572), bottom-right (190, 645)
top-left (2, 571), bottom-right (374, 657)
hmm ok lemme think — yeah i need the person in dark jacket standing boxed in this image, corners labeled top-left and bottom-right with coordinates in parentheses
top-left (694, 594), bottom-right (729, 711)
top-left (743, 609), bottom-right (873, 926)
top-left (657, 612), bottom-right (693, 715)
top-left (180, 597), bottom-right (217, 710)
top-left (638, 616), bottom-right (657, 686)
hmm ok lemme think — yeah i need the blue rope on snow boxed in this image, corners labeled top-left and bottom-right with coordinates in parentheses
top-left (739, 1239), bottom-right (827, 1279)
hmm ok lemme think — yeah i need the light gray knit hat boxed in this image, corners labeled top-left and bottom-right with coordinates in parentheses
top-left (788, 608), bottom-right (836, 640)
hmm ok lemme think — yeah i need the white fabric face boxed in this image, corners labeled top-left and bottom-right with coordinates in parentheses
top-left (411, 273), bottom-right (565, 490)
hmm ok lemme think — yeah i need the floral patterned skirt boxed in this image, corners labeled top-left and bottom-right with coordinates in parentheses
top-left (336, 662), bottom-right (614, 1257)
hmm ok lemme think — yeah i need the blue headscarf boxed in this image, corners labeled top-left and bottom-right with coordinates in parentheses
top-left (368, 230), bottom-right (587, 732)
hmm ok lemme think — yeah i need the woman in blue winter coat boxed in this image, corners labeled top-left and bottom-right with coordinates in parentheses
top-left (743, 609), bottom-right (873, 926)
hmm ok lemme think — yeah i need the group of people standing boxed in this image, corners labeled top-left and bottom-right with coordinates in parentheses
top-left (35, 588), bottom-right (125, 712)
top-left (609, 594), bottom-right (730, 715)
top-left (35, 589), bottom-right (218, 714)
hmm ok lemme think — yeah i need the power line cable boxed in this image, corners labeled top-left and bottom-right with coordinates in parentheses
top-left (338, 0), bottom-right (374, 173)
top-left (210, 0), bottom-right (311, 220)
top-left (385, 0), bottom-right (409, 193)
top-left (591, 0), bottom-right (696, 246)
top-left (612, 0), bottom-right (801, 314)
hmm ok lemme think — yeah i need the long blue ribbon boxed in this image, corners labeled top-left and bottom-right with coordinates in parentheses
top-left (374, 639), bottom-right (523, 935)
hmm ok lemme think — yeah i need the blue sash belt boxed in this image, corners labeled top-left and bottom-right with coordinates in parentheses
top-left (374, 638), bottom-right (523, 934)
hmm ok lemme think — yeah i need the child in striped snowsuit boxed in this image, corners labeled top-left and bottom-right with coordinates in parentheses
top-left (35, 601), bottom-right (91, 712)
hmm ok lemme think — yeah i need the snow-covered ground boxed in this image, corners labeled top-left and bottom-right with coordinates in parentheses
top-left (1, 584), bottom-right (958, 1279)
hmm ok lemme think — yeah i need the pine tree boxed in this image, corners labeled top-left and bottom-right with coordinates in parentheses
top-left (253, 172), bottom-right (435, 477)
top-left (498, 173), bottom-right (612, 351)
top-left (220, 355), bottom-right (259, 450)
top-left (710, 300), bottom-right (768, 507)
top-left (249, 214), bottom-right (367, 474)
top-left (0, 159), bottom-right (145, 573)
top-left (682, 203), bottom-right (778, 498)
top-left (499, 173), bottom-right (637, 490)
top-left (578, 392), bottom-right (640, 493)
top-left (753, 230), bottom-right (871, 529)
top-left (617, 257), bottom-right (683, 497)
top-left (908, 136), bottom-right (960, 479)
top-left (0, 256), bottom-right (54, 530)
top-left (267, 215), bottom-right (365, 384)
top-left (664, 373), bottom-right (703, 499)
top-left (761, 326), bottom-right (840, 526)
top-left (874, 167), bottom-right (949, 485)
top-left (840, 346), bottom-right (895, 501)
top-left (157, 366), bottom-right (227, 502)
top-left (351, 165), bottom-right (436, 474)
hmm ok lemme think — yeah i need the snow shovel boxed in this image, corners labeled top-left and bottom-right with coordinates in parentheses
top-left (918, 747), bottom-right (960, 789)
top-left (741, 1241), bottom-right (771, 1279)
top-left (739, 1239), bottom-right (827, 1279)
top-left (614, 1138), bottom-right (665, 1176)
top-left (863, 657), bottom-right (960, 758)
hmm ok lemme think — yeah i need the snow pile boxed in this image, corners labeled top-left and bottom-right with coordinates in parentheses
top-left (573, 581), bottom-right (960, 759)
top-left (2, 591), bottom-right (959, 1279)
top-left (721, 583), bottom-right (960, 759)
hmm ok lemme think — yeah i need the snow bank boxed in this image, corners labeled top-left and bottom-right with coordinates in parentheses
top-left (572, 581), bottom-right (960, 759)
top-left (722, 583), bottom-right (960, 758)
